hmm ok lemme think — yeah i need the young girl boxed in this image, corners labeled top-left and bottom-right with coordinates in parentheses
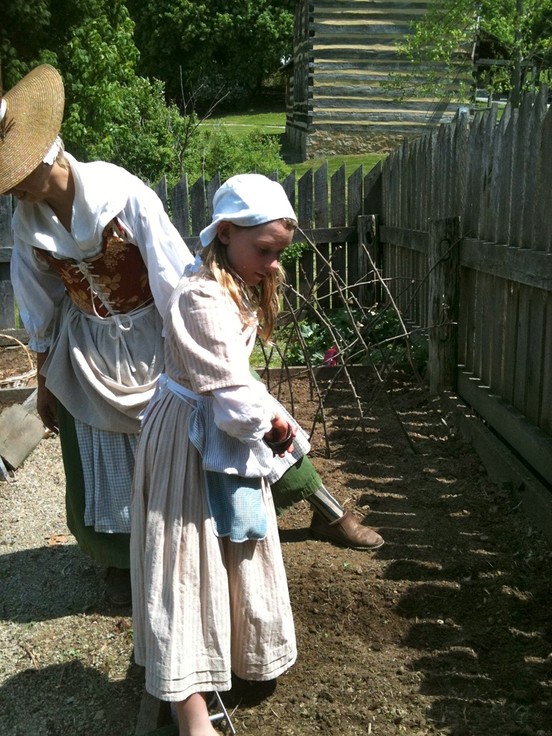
top-left (130, 174), bottom-right (306, 735)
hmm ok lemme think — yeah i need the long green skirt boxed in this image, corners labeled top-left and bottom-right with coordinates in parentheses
top-left (58, 403), bottom-right (132, 569)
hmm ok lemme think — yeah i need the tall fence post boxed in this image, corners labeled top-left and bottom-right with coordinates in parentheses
top-left (357, 214), bottom-right (381, 306)
top-left (428, 216), bottom-right (460, 394)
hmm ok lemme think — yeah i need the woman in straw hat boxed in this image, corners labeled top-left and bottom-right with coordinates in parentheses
top-left (0, 64), bottom-right (383, 604)
top-left (0, 64), bottom-right (195, 605)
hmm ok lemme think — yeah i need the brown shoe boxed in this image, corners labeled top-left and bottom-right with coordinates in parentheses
top-left (105, 567), bottom-right (132, 607)
top-left (309, 511), bottom-right (384, 550)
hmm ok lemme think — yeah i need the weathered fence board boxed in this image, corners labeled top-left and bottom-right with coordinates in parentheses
top-left (536, 108), bottom-right (552, 252)
top-left (542, 308), bottom-right (552, 434)
top-left (428, 217), bottom-right (460, 393)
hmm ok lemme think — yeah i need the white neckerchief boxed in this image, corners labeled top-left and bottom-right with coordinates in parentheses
top-left (13, 153), bottom-right (131, 258)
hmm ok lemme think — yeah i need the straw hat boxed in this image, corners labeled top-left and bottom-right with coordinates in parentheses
top-left (0, 64), bottom-right (65, 195)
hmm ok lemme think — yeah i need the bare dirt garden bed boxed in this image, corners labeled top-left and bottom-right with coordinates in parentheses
top-left (0, 346), bottom-right (551, 736)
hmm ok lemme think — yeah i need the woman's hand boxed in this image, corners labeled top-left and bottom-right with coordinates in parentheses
top-left (37, 384), bottom-right (59, 434)
top-left (36, 351), bottom-right (58, 434)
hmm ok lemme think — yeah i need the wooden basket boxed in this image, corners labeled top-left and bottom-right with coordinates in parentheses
top-left (0, 333), bottom-right (36, 389)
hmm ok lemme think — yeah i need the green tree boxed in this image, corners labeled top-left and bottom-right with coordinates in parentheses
top-left (1, 0), bottom-right (292, 187)
top-left (388, 0), bottom-right (552, 104)
top-left (0, 0), bottom-right (51, 88)
top-left (126, 0), bottom-right (295, 108)
top-left (1, 0), bottom-right (193, 184)
top-left (53, 0), bottom-right (190, 183)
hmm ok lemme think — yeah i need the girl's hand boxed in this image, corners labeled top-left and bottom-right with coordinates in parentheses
top-left (263, 414), bottom-right (296, 456)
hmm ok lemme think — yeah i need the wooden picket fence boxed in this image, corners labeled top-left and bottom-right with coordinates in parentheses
top-left (378, 88), bottom-right (552, 495)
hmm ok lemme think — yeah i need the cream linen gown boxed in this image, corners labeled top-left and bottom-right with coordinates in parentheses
top-left (131, 272), bottom-right (297, 702)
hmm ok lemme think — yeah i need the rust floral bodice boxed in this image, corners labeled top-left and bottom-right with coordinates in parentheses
top-left (34, 219), bottom-right (153, 318)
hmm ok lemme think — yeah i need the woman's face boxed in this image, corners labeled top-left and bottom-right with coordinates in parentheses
top-left (6, 162), bottom-right (54, 203)
top-left (217, 219), bottom-right (294, 286)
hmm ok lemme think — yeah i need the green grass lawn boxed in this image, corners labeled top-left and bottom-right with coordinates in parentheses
top-left (200, 110), bottom-right (286, 131)
top-left (202, 110), bottom-right (385, 178)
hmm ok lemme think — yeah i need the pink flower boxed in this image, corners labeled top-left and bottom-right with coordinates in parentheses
top-left (323, 345), bottom-right (339, 366)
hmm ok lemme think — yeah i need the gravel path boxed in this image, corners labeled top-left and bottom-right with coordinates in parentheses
top-left (0, 436), bottom-right (142, 736)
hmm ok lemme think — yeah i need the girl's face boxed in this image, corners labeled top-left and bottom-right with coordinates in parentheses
top-left (217, 219), bottom-right (294, 286)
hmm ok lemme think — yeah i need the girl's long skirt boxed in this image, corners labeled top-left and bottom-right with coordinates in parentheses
top-left (130, 390), bottom-right (297, 702)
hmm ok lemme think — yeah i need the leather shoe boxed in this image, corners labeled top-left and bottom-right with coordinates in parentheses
top-left (309, 511), bottom-right (384, 550)
top-left (105, 567), bottom-right (132, 607)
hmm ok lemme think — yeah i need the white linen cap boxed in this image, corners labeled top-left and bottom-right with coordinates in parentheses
top-left (199, 173), bottom-right (297, 247)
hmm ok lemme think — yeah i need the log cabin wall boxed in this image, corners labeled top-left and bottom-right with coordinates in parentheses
top-left (285, 0), bottom-right (470, 159)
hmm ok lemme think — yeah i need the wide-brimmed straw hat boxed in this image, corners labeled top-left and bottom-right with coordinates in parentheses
top-left (199, 173), bottom-right (297, 247)
top-left (0, 64), bottom-right (65, 195)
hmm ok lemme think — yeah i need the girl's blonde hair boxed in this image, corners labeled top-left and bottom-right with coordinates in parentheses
top-left (200, 218), bottom-right (296, 342)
